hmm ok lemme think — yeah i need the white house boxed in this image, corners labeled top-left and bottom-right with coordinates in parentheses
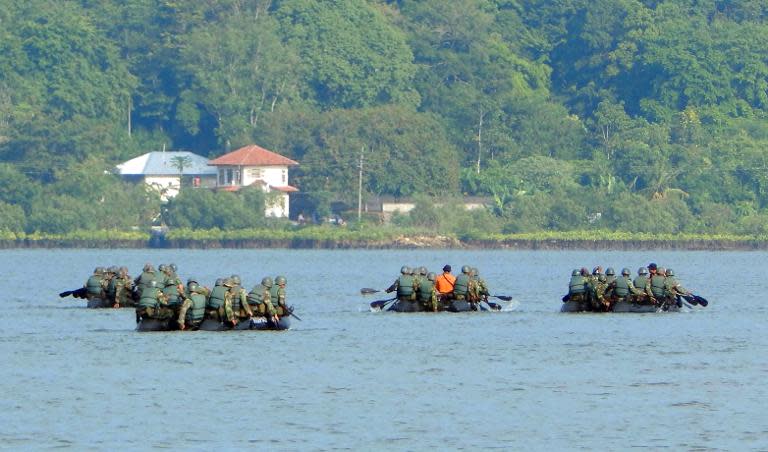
top-left (208, 144), bottom-right (299, 218)
top-left (115, 151), bottom-right (217, 200)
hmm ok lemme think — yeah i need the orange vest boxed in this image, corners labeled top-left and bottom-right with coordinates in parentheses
top-left (434, 273), bottom-right (456, 293)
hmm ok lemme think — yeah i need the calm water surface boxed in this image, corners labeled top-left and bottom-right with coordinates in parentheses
top-left (0, 249), bottom-right (766, 450)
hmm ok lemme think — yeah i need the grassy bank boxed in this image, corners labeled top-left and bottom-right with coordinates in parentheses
top-left (1, 227), bottom-right (767, 250)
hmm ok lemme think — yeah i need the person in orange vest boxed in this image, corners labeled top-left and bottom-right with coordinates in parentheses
top-left (434, 264), bottom-right (456, 309)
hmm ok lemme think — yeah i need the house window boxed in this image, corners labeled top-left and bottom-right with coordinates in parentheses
top-left (218, 168), bottom-right (240, 186)
top-left (282, 169), bottom-right (287, 184)
top-left (248, 168), bottom-right (263, 179)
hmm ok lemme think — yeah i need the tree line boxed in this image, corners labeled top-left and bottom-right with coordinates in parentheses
top-left (2, 0), bottom-right (768, 235)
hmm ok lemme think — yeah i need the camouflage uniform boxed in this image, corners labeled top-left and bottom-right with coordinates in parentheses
top-left (178, 280), bottom-right (209, 330)
top-left (84, 267), bottom-right (105, 300)
top-left (205, 279), bottom-right (229, 322)
top-left (418, 273), bottom-right (439, 312)
top-left (247, 278), bottom-right (277, 317)
top-left (632, 268), bottom-right (656, 304)
top-left (114, 267), bottom-right (135, 307)
top-left (270, 276), bottom-right (289, 316)
top-left (136, 282), bottom-right (170, 322)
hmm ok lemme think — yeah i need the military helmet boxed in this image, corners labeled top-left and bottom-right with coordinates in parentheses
top-left (658, 267), bottom-right (666, 276)
top-left (472, 267), bottom-right (479, 276)
top-left (606, 267), bottom-right (615, 276)
top-left (461, 265), bottom-right (471, 274)
top-left (119, 266), bottom-right (128, 276)
top-left (427, 272), bottom-right (436, 281)
top-left (94, 267), bottom-right (102, 274)
top-left (169, 263), bottom-right (178, 272)
top-left (598, 274), bottom-right (607, 282)
top-left (230, 275), bottom-right (241, 286)
top-left (158, 264), bottom-right (167, 272)
top-left (666, 268), bottom-right (675, 276)
top-left (143, 263), bottom-right (154, 272)
top-left (621, 267), bottom-right (631, 276)
top-left (638, 267), bottom-right (648, 275)
top-left (275, 275), bottom-right (287, 285)
top-left (187, 282), bottom-right (199, 292)
top-left (571, 269), bottom-right (580, 276)
top-left (419, 266), bottom-right (427, 275)
top-left (187, 277), bottom-right (199, 285)
top-left (261, 276), bottom-right (274, 288)
top-left (400, 265), bottom-right (410, 275)
top-left (222, 278), bottom-right (233, 287)
top-left (215, 278), bottom-right (224, 286)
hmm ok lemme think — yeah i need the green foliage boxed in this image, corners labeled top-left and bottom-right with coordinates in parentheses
top-left (164, 187), bottom-right (267, 230)
top-left (4, 0), bottom-right (768, 238)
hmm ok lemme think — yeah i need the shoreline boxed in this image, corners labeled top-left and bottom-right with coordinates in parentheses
top-left (1, 237), bottom-right (767, 251)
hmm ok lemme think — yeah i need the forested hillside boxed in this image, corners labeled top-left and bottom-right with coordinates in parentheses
top-left (2, 0), bottom-right (768, 236)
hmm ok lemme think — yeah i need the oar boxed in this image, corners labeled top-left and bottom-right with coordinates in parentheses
top-left (490, 295), bottom-right (513, 301)
top-left (59, 287), bottom-right (87, 299)
top-left (360, 288), bottom-right (381, 295)
top-left (370, 296), bottom-right (397, 310)
top-left (692, 294), bottom-right (709, 307)
top-left (286, 306), bottom-right (302, 321)
top-left (483, 299), bottom-right (503, 311)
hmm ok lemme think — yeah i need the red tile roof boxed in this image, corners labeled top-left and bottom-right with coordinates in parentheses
top-left (208, 144), bottom-right (298, 166)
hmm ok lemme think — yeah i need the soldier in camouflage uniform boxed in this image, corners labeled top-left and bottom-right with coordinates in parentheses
top-left (605, 267), bottom-right (643, 309)
top-left (84, 267), bottom-right (106, 300)
top-left (177, 277), bottom-right (209, 330)
top-left (205, 278), bottom-right (228, 323)
top-left (224, 277), bottom-right (252, 325)
top-left (663, 268), bottom-right (689, 307)
top-left (136, 280), bottom-right (170, 323)
top-left (386, 266), bottom-right (418, 303)
top-left (418, 272), bottom-right (439, 312)
top-left (247, 277), bottom-right (278, 324)
top-left (114, 266), bottom-right (135, 308)
top-left (471, 267), bottom-right (490, 305)
top-left (566, 268), bottom-right (589, 308)
top-left (605, 268), bottom-right (617, 286)
top-left (270, 276), bottom-right (290, 317)
top-left (133, 263), bottom-right (157, 300)
top-left (632, 267), bottom-right (656, 305)
top-left (162, 265), bottom-right (184, 319)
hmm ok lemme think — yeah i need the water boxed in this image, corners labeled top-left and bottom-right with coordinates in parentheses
top-left (0, 249), bottom-right (766, 450)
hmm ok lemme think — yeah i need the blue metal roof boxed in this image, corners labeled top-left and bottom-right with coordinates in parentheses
top-left (116, 151), bottom-right (217, 176)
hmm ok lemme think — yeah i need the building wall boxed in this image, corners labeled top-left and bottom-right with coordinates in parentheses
top-left (144, 175), bottom-right (180, 200)
top-left (265, 192), bottom-right (289, 218)
top-left (241, 165), bottom-right (288, 187)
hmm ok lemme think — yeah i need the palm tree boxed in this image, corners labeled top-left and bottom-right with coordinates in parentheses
top-left (170, 155), bottom-right (193, 193)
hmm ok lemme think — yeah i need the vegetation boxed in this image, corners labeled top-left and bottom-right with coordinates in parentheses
top-left (2, 1), bottom-right (768, 240)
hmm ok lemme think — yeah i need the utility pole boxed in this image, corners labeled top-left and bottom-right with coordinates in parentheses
top-left (358, 146), bottom-right (364, 222)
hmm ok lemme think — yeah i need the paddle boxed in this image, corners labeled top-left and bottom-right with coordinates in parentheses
top-left (286, 306), bottom-right (302, 321)
top-left (692, 294), bottom-right (709, 307)
top-left (680, 293), bottom-right (699, 306)
top-left (360, 288), bottom-right (381, 295)
top-left (483, 299), bottom-right (503, 311)
top-left (370, 296), bottom-right (397, 310)
top-left (490, 295), bottom-right (513, 301)
top-left (59, 287), bottom-right (87, 299)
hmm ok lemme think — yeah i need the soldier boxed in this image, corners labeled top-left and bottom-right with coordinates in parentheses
top-left (452, 265), bottom-right (472, 303)
top-left (162, 265), bottom-right (184, 315)
top-left (472, 267), bottom-right (490, 301)
top-left (134, 263), bottom-right (157, 299)
top-left (385, 266), bottom-right (417, 303)
top-left (605, 267), bottom-right (617, 286)
top-left (224, 277), bottom-right (252, 325)
top-left (247, 277), bottom-right (278, 324)
top-left (608, 268), bottom-right (643, 308)
top-left (418, 272), bottom-right (439, 312)
top-left (270, 276), bottom-right (290, 317)
top-left (593, 274), bottom-right (610, 311)
top-left (650, 266), bottom-right (668, 304)
top-left (663, 268), bottom-right (690, 307)
top-left (205, 278), bottom-right (228, 323)
top-left (177, 278), bottom-right (208, 330)
top-left (566, 268), bottom-right (588, 305)
top-left (136, 280), bottom-right (170, 323)
top-left (84, 267), bottom-right (105, 300)
top-left (114, 266), bottom-right (134, 308)
top-left (632, 267), bottom-right (656, 304)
